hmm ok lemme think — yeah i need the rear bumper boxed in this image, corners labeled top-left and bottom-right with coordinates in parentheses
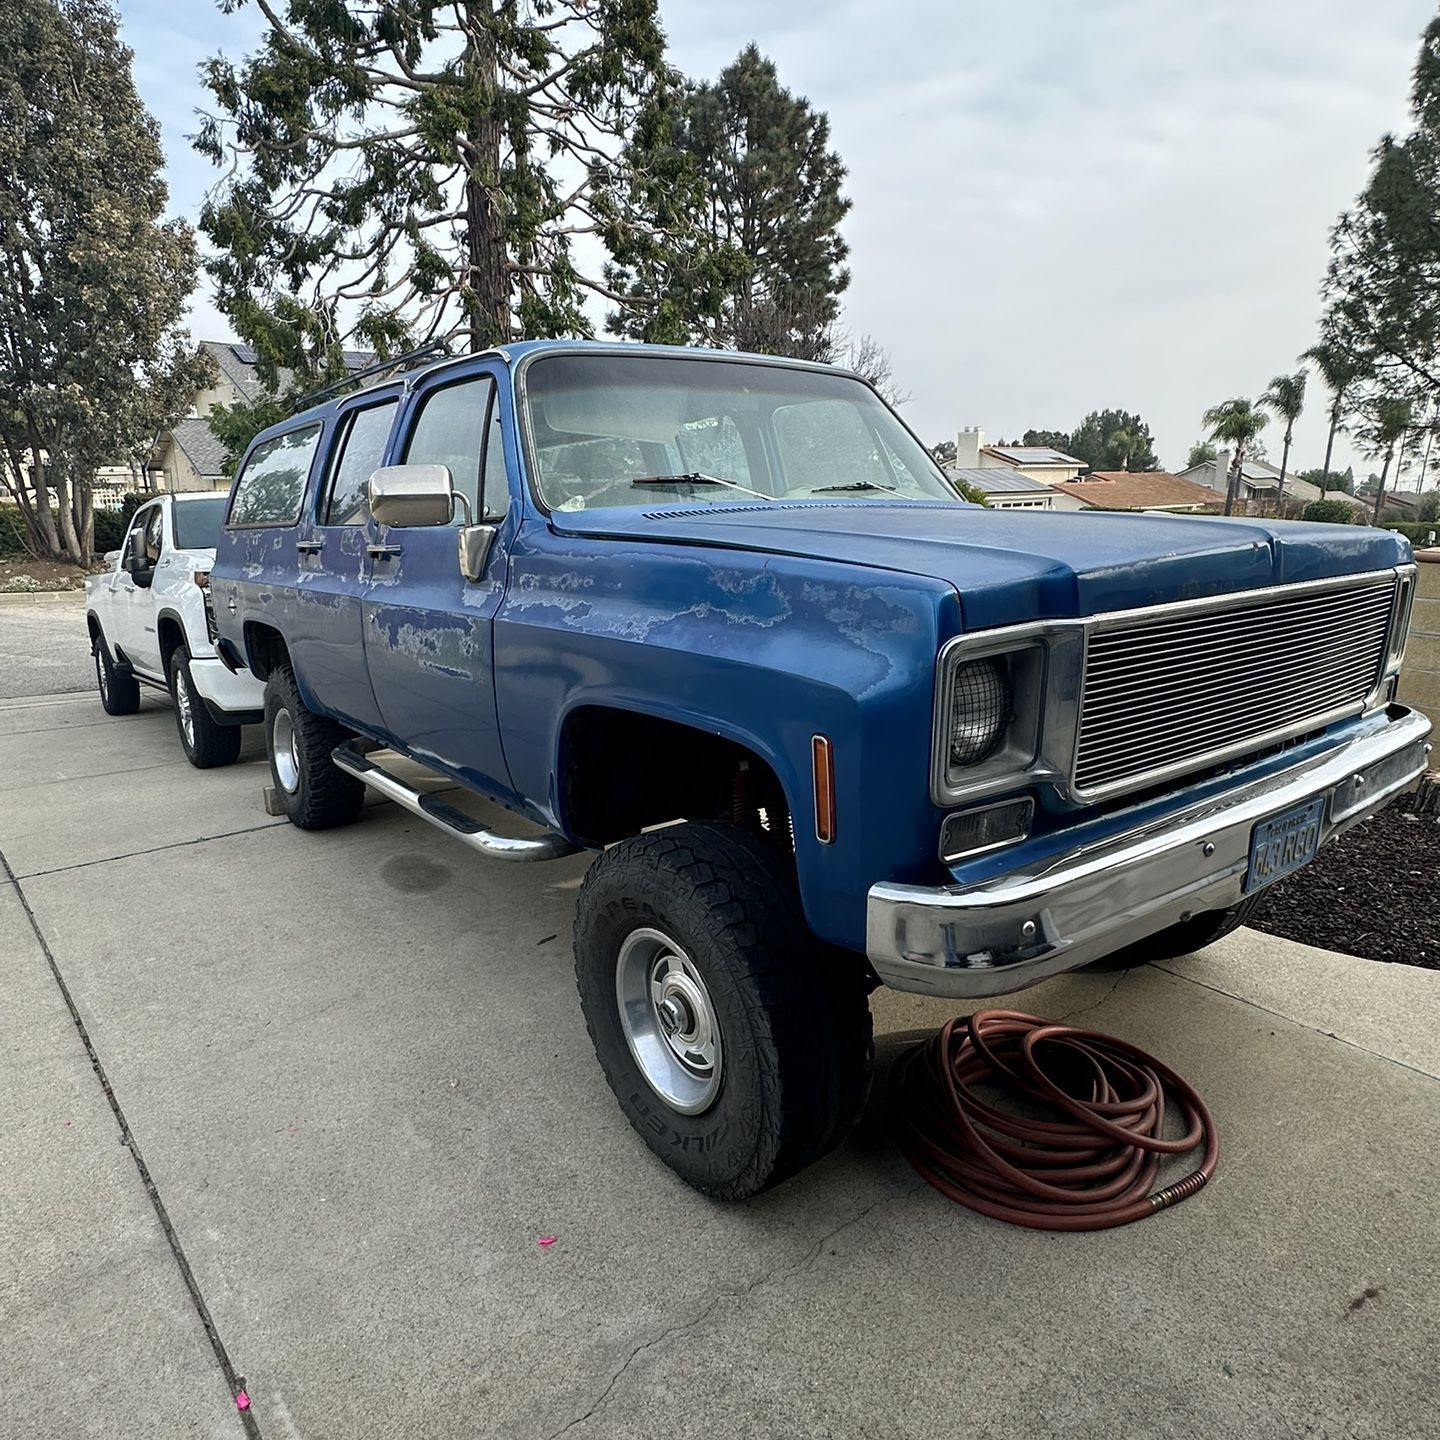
top-left (866, 705), bottom-right (1432, 999)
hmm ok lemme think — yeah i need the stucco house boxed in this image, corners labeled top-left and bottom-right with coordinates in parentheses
top-left (953, 428), bottom-right (1086, 483)
top-left (147, 341), bottom-right (375, 493)
top-left (1178, 452), bottom-right (1323, 511)
top-left (944, 467), bottom-right (1057, 509)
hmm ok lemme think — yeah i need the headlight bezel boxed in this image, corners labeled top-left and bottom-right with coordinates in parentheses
top-left (930, 623), bottom-right (1086, 808)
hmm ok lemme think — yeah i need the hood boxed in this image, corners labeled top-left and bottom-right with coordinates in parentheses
top-left (551, 501), bottom-right (1410, 629)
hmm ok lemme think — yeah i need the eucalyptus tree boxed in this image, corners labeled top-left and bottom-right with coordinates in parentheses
top-left (0, 0), bottom-right (208, 562)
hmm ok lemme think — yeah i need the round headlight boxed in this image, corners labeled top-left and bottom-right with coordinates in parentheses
top-left (950, 657), bottom-right (1011, 766)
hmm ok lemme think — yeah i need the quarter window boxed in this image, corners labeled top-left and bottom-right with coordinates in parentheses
top-left (229, 425), bottom-right (323, 527)
top-left (325, 401), bottom-right (398, 525)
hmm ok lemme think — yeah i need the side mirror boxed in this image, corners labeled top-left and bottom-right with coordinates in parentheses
top-left (368, 464), bottom-right (455, 528)
top-left (125, 535), bottom-right (154, 586)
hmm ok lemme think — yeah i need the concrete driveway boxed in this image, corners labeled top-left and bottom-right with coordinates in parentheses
top-left (2, 636), bottom-right (1438, 1438)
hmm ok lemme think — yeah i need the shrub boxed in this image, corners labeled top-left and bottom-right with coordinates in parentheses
top-left (1381, 520), bottom-right (1440, 548)
top-left (92, 493), bottom-right (146, 554)
top-left (1301, 499), bottom-right (1357, 525)
top-left (0, 504), bottom-right (29, 557)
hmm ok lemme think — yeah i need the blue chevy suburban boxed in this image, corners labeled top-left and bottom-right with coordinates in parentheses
top-left (211, 341), bottom-right (1431, 1198)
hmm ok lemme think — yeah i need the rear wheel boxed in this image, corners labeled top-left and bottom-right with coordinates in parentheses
top-left (169, 647), bottom-right (242, 769)
top-left (574, 823), bottom-right (873, 1199)
top-left (263, 663), bottom-right (364, 829)
top-left (1085, 892), bottom-right (1265, 971)
top-left (93, 631), bottom-right (140, 716)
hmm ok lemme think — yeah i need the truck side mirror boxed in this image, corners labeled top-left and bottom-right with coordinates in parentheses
top-left (368, 464), bottom-right (456, 528)
top-left (126, 534), bottom-right (154, 587)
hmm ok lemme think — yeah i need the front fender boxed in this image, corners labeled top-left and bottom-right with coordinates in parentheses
top-left (495, 524), bottom-right (958, 951)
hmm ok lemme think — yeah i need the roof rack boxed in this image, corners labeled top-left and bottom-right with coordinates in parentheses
top-left (290, 341), bottom-right (450, 412)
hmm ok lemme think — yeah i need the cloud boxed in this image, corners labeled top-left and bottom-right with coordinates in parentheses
top-left (121, 0), bottom-right (1438, 480)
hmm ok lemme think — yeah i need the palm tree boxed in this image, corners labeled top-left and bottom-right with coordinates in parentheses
top-left (1261, 370), bottom-right (1307, 514)
top-left (1302, 340), bottom-right (1364, 488)
top-left (1362, 397), bottom-right (1413, 523)
top-left (1202, 398), bottom-right (1270, 515)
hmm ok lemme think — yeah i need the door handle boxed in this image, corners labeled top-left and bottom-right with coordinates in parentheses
top-left (297, 538), bottom-right (324, 555)
top-left (367, 544), bottom-right (402, 559)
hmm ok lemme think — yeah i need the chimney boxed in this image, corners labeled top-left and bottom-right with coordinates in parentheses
top-left (1212, 449), bottom-right (1232, 493)
top-left (955, 427), bottom-right (984, 470)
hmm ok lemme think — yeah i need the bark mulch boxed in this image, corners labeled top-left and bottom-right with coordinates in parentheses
top-left (1248, 781), bottom-right (1440, 971)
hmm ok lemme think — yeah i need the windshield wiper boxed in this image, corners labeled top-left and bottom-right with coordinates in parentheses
top-left (629, 472), bottom-right (776, 502)
top-left (808, 480), bottom-right (898, 494)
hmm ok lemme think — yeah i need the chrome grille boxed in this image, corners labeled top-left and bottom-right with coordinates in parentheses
top-left (1074, 576), bottom-right (1397, 794)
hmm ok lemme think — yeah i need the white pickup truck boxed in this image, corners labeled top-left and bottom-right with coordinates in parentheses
top-left (85, 492), bottom-right (264, 766)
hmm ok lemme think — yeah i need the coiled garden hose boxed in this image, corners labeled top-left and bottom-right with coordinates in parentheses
top-left (891, 1009), bottom-right (1219, 1231)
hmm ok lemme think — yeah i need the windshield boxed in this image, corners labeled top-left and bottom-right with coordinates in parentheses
top-left (172, 495), bottom-right (228, 549)
top-left (523, 353), bottom-right (960, 512)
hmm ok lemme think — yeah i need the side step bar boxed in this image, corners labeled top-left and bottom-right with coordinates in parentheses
top-left (331, 741), bottom-right (581, 862)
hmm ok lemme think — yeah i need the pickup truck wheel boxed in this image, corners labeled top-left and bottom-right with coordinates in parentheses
top-left (168, 648), bottom-right (242, 769)
top-left (93, 634), bottom-right (140, 716)
top-left (574, 823), bottom-right (873, 1199)
top-left (1084, 892), bottom-right (1266, 971)
top-left (263, 664), bottom-right (365, 829)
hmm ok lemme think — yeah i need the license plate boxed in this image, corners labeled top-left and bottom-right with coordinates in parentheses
top-left (1245, 799), bottom-right (1325, 894)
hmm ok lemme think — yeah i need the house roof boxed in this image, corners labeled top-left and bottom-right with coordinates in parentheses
top-left (200, 339), bottom-right (377, 405)
top-left (945, 467), bottom-right (1056, 495)
top-left (1047, 471), bottom-right (1224, 511)
top-left (163, 417), bottom-right (230, 479)
top-left (982, 444), bottom-right (1086, 468)
top-left (1384, 489), bottom-right (1432, 512)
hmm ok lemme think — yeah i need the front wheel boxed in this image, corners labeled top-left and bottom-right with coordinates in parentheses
top-left (263, 663), bottom-right (365, 829)
top-left (169, 647), bottom-right (242, 769)
top-left (574, 823), bottom-right (873, 1199)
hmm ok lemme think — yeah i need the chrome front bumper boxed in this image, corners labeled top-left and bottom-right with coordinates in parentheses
top-left (866, 706), bottom-right (1433, 999)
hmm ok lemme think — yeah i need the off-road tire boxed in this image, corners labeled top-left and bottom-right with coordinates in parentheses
top-left (169, 647), bottom-right (242, 769)
top-left (1084, 892), bottom-right (1266, 971)
top-left (574, 823), bottom-right (873, 1199)
top-left (263, 663), bottom-right (364, 830)
top-left (93, 631), bottom-right (140, 716)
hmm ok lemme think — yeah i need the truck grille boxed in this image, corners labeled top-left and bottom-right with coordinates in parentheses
top-left (1074, 576), bottom-right (1397, 794)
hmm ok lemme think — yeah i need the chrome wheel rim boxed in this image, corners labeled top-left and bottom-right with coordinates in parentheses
top-left (95, 650), bottom-right (108, 701)
top-left (615, 927), bottom-right (723, 1115)
top-left (174, 666), bottom-right (194, 747)
top-left (271, 707), bottom-right (300, 792)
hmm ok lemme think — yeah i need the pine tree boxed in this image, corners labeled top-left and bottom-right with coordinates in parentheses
top-left (196, 0), bottom-right (691, 385)
top-left (0, 0), bottom-right (209, 563)
top-left (1321, 14), bottom-right (1440, 416)
top-left (607, 44), bottom-right (851, 356)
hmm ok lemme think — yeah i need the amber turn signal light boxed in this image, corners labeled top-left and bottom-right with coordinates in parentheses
top-left (812, 735), bottom-right (836, 844)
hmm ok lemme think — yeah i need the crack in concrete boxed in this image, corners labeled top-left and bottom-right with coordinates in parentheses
top-left (542, 1180), bottom-right (927, 1439)
top-left (15, 821), bottom-right (287, 881)
top-left (0, 847), bottom-right (261, 1435)
top-left (1054, 968), bottom-right (1131, 1024)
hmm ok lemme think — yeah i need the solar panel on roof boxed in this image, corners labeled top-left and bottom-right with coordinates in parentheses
top-left (230, 343), bottom-right (258, 365)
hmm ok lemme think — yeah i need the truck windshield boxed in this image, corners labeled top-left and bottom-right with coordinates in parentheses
top-left (523, 352), bottom-right (962, 512)
top-left (172, 495), bottom-right (228, 549)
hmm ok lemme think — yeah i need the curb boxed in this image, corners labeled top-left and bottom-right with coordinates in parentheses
top-left (0, 588), bottom-right (88, 606)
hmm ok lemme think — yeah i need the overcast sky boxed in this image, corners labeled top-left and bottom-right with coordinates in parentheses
top-left (119, 0), bottom-right (1438, 484)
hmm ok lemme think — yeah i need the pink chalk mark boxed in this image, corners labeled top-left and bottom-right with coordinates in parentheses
top-left (538, 1235), bottom-right (557, 1248)
top-left (235, 1390), bottom-right (250, 1411)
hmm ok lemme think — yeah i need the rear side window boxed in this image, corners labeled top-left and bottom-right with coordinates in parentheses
top-left (324, 401), bottom-right (399, 525)
top-left (172, 496), bottom-right (227, 548)
top-left (229, 425), bottom-right (323, 527)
